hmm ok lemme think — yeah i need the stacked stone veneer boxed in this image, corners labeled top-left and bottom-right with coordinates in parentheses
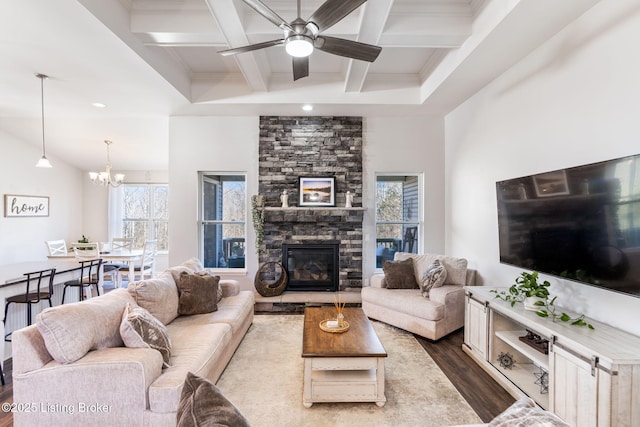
top-left (258, 116), bottom-right (364, 291)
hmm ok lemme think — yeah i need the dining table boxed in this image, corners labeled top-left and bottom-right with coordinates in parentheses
top-left (47, 249), bottom-right (143, 283)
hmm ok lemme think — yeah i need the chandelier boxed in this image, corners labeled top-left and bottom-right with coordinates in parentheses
top-left (35, 73), bottom-right (52, 168)
top-left (88, 140), bottom-right (125, 187)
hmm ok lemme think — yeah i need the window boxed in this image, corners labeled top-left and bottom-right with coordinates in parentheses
top-left (199, 173), bottom-right (246, 269)
top-left (109, 184), bottom-right (169, 250)
top-left (375, 175), bottom-right (421, 268)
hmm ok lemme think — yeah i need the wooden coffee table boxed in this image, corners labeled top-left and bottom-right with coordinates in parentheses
top-left (302, 306), bottom-right (387, 407)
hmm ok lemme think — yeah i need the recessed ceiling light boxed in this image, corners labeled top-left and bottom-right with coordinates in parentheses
top-left (302, 104), bottom-right (313, 111)
top-left (92, 102), bottom-right (107, 108)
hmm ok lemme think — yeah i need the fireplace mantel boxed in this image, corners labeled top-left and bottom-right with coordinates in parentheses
top-left (263, 207), bottom-right (366, 211)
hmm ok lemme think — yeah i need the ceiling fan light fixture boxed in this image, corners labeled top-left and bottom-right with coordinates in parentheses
top-left (285, 35), bottom-right (313, 57)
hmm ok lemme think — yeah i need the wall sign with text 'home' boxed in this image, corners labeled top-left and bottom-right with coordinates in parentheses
top-left (4, 194), bottom-right (49, 217)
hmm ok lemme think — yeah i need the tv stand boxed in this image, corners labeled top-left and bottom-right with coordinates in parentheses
top-left (463, 287), bottom-right (640, 426)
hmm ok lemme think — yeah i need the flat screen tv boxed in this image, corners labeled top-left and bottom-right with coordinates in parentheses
top-left (496, 154), bottom-right (640, 297)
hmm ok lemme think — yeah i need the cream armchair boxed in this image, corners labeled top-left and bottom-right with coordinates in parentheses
top-left (362, 252), bottom-right (476, 341)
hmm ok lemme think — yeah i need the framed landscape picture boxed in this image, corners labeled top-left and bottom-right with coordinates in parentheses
top-left (299, 177), bottom-right (335, 207)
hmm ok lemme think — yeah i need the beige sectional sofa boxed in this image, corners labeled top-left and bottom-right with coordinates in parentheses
top-left (362, 252), bottom-right (476, 341)
top-left (11, 258), bottom-right (254, 427)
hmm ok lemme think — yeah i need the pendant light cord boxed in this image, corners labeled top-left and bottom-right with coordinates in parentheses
top-left (40, 75), bottom-right (45, 154)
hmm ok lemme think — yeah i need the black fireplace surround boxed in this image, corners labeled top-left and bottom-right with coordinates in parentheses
top-left (282, 243), bottom-right (339, 292)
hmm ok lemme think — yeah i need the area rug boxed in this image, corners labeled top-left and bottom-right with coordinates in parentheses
top-left (215, 315), bottom-right (482, 427)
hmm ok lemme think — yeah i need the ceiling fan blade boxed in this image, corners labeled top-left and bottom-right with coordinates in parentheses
top-left (292, 56), bottom-right (309, 81)
top-left (218, 39), bottom-right (284, 56)
top-left (314, 36), bottom-right (381, 62)
top-left (242, 0), bottom-right (293, 31)
top-left (307, 0), bottom-right (368, 32)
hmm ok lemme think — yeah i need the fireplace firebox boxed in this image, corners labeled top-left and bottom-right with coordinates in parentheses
top-left (282, 244), bottom-right (339, 292)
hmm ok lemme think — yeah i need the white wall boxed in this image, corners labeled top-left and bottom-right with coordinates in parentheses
top-left (168, 115), bottom-right (446, 290)
top-left (362, 116), bottom-right (445, 282)
top-left (0, 130), bottom-right (83, 263)
top-left (168, 116), bottom-right (260, 290)
top-left (445, 0), bottom-right (640, 335)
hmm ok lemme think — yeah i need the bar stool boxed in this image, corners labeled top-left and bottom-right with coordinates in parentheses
top-left (62, 259), bottom-right (103, 303)
top-left (3, 268), bottom-right (56, 342)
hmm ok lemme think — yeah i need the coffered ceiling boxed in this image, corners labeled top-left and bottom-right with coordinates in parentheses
top-left (0, 0), bottom-right (600, 171)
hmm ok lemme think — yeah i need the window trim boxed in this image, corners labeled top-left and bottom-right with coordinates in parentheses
top-left (198, 171), bottom-right (248, 271)
top-left (374, 173), bottom-right (424, 270)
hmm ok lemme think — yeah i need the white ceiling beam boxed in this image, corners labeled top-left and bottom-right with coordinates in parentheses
top-left (344, 0), bottom-right (394, 93)
top-left (204, 0), bottom-right (270, 92)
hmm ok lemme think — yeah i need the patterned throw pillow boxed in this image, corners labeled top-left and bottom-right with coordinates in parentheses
top-left (178, 272), bottom-right (221, 315)
top-left (382, 258), bottom-right (419, 289)
top-left (420, 259), bottom-right (448, 297)
top-left (489, 397), bottom-right (570, 426)
top-left (177, 372), bottom-right (250, 427)
top-left (120, 303), bottom-right (172, 367)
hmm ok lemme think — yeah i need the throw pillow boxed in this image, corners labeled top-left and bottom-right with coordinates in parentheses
top-left (177, 372), bottom-right (250, 427)
top-left (395, 252), bottom-right (469, 286)
top-left (127, 272), bottom-right (180, 325)
top-left (194, 270), bottom-right (224, 303)
top-left (489, 397), bottom-right (570, 426)
top-left (420, 259), bottom-right (448, 297)
top-left (382, 258), bottom-right (419, 289)
top-left (120, 303), bottom-right (172, 367)
top-left (178, 271), bottom-right (221, 315)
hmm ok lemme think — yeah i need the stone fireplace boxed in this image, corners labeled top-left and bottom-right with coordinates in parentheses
top-left (258, 116), bottom-right (364, 292)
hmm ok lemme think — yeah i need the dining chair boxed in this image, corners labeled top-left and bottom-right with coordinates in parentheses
top-left (106, 237), bottom-right (134, 287)
top-left (45, 239), bottom-right (68, 256)
top-left (111, 237), bottom-right (134, 251)
top-left (62, 258), bottom-right (103, 303)
top-left (73, 242), bottom-right (119, 288)
top-left (119, 239), bottom-right (157, 284)
top-left (4, 268), bottom-right (56, 342)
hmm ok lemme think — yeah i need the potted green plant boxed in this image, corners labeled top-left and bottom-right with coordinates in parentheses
top-left (251, 195), bottom-right (265, 255)
top-left (491, 271), bottom-right (594, 329)
top-left (491, 271), bottom-right (550, 310)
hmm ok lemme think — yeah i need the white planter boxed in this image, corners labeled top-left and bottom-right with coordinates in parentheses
top-left (524, 296), bottom-right (544, 311)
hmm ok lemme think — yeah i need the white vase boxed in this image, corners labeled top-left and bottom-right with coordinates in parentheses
top-left (524, 296), bottom-right (544, 311)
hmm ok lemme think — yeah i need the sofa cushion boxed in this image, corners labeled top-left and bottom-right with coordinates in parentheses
top-left (169, 291), bottom-right (254, 336)
top-left (181, 257), bottom-right (204, 273)
top-left (361, 287), bottom-right (444, 321)
top-left (120, 303), bottom-right (172, 367)
top-left (148, 323), bottom-right (233, 413)
top-left (178, 272), bottom-right (220, 315)
top-left (489, 397), bottom-right (569, 426)
top-left (167, 265), bottom-right (196, 284)
top-left (420, 259), bottom-right (447, 297)
top-left (395, 252), bottom-right (468, 286)
top-left (36, 288), bottom-right (134, 364)
top-left (177, 372), bottom-right (250, 427)
top-left (382, 258), bottom-right (419, 289)
top-left (128, 272), bottom-right (179, 325)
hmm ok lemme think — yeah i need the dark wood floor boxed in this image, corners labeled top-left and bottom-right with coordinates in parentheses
top-left (0, 325), bottom-right (513, 426)
top-left (415, 328), bottom-right (514, 422)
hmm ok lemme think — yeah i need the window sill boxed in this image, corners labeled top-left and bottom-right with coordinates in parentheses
top-left (204, 268), bottom-right (247, 277)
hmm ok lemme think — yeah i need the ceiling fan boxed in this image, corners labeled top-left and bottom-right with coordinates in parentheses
top-left (218, 0), bottom-right (382, 81)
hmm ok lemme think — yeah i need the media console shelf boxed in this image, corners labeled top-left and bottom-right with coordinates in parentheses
top-left (463, 286), bottom-right (640, 427)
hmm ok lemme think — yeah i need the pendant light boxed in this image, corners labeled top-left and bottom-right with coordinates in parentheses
top-left (88, 140), bottom-right (125, 187)
top-left (35, 73), bottom-right (52, 168)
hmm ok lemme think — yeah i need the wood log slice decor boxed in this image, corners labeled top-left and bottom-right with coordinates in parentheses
top-left (254, 261), bottom-right (288, 297)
